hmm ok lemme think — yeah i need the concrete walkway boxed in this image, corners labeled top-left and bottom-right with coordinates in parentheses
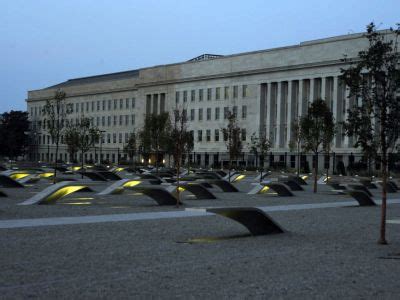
top-left (1, 198), bottom-right (399, 229)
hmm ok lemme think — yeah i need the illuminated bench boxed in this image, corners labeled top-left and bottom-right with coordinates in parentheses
top-left (19, 181), bottom-right (93, 205)
top-left (248, 182), bottom-right (294, 196)
top-left (97, 179), bottom-right (143, 195)
top-left (278, 179), bottom-right (304, 191)
top-left (348, 184), bottom-right (373, 197)
top-left (201, 179), bottom-right (239, 192)
top-left (128, 185), bottom-right (181, 206)
top-left (97, 171), bottom-right (122, 181)
top-left (80, 172), bottom-right (108, 182)
top-left (169, 182), bottom-right (217, 200)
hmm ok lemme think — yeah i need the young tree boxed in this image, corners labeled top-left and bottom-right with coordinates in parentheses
top-left (289, 118), bottom-right (303, 175)
top-left (170, 108), bottom-right (191, 207)
top-left (123, 132), bottom-right (137, 169)
top-left (222, 110), bottom-right (243, 182)
top-left (300, 99), bottom-right (335, 193)
top-left (64, 116), bottom-right (100, 177)
top-left (0, 111), bottom-right (29, 160)
top-left (138, 113), bottom-right (171, 173)
top-left (249, 128), bottom-right (271, 182)
top-left (64, 122), bottom-right (80, 162)
top-left (341, 23), bottom-right (400, 244)
top-left (43, 89), bottom-right (70, 183)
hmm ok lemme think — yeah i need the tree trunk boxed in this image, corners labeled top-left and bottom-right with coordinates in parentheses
top-left (176, 160), bottom-right (180, 208)
top-left (53, 142), bottom-right (59, 184)
top-left (378, 151), bottom-right (388, 245)
top-left (313, 153), bottom-right (318, 193)
top-left (81, 152), bottom-right (84, 179)
top-left (228, 158), bottom-right (232, 183)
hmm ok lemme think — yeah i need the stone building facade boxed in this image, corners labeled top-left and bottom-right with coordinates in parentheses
top-left (26, 31), bottom-right (398, 169)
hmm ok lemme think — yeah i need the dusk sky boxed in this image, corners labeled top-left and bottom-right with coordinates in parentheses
top-left (1, 0), bottom-right (399, 112)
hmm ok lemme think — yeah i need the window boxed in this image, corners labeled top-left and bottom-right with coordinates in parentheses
top-left (191, 90), bottom-right (195, 102)
top-left (206, 108), bottom-right (211, 120)
top-left (175, 91), bottom-right (180, 104)
top-left (114, 99), bottom-right (117, 110)
top-left (125, 133), bottom-right (129, 143)
top-left (242, 84), bottom-right (248, 98)
top-left (102, 116), bottom-right (105, 126)
top-left (76, 103), bottom-right (79, 113)
top-left (107, 133), bottom-right (111, 143)
top-left (131, 115), bottom-right (135, 125)
top-left (224, 86), bottom-right (229, 99)
top-left (86, 102), bottom-right (89, 112)
top-left (233, 85), bottom-right (238, 98)
top-left (126, 98), bottom-right (129, 109)
top-left (102, 100), bottom-right (106, 111)
top-left (108, 100), bottom-right (111, 110)
top-left (91, 101), bottom-right (95, 111)
top-left (224, 107), bottom-right (229, 119)
top-left (232, 106), bottom-right (238, 118)
top-left (119, 99), bottom-right (123, 109)
top-left (190, 109), bottom-right (195, 121)
top-left (107, 116), bottom-right (111, 126)
top-left (113, 116), bottom-right (117, 126)
top-left (119, 115), bottom-right (123, 126)
top-left (198, 108), bottom-right (203, 121)
top-left (97, 101), bottom-right (100, 111)
top-left (207, 88), bottom-right (212, 101)
top-left (215, 129), bottom-right (220, 142)
top-left (216, 87), bottom-right (220, 100)
top-left (198, 130), bottom-right (202, 142)
top-left (241, 129), bottom-right (247, 141)
top-left (206, 130), bottom-right (211, 142)
top-left (113, 133), bottom-right (116, 143)
top-left (119, 133), bottom-right (122, 143)
top-left (199, 89), bottom-right (203, 101)
top-left (132, 98), bottom-right (135, 108)
top-left (215, 107), bottom-right (220, 120)
top-left (183, 91), bottom-right (188, 102)
top-left (96, 116), bottom-right (100, 126)
top-left (125, 115), bottom-right (129, 126)
top-left (80, 103), bottom-right (84, 112)
top-left (242, 105), bottom-right (247, 119)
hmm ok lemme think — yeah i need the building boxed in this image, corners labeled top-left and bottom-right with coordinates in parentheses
top-left (26, 30), bottom-right (398, 170)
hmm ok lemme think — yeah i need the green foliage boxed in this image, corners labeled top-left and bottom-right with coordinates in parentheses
top-left (0, 110), bottom-right (29, 159)
top-left (300, 99), bottom-right (335, 155)
top-left (64, 116), bottom-right (100, 161)
top-left (249, 128), bottom-right (271, 166)
top-left (222, 110), bottom-right (243, 164)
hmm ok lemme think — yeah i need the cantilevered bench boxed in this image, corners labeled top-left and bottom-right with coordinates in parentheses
top-left (80, 172), bottom-right (108, 182)
top-left (200, 179), bottom-right (239, 192)
top-left (378, 182), bottom-right (397, 193)
top-left (328, 182), bottom-right (347, 191)
top-left (360, 180), bottom-right (378, 189)
top-left (248, 182), bottom-right (294, 196)
top-left (19, 181), bottom-right (93, 205)
top-left (206, 207), bottom-right (284, 236)
top-left (97, 171), bottom-right (122, 181)
top-left (97, 178), bottom-right (144, 195)
top-left (347, 190), bottom-right (376, 206)
top-left (288, 176), bottom-right (307, 186)
top-left (128, 185), bottom-right (181, 206)
top-left (18, 174), bottom-right (41, 184)
top-left (278, 179), bottom-right (304, 191)
top-left (0, 175), bottom-right (24, 188)
top-left (0, 190), bottom-right (7, 197)
top-left (348, 184), bottom-right (373, 197)
top-left (170, 182), bottom-right (217, 200)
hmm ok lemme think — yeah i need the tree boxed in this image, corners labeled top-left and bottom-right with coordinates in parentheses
top-left (123, 132), bottom-right (137, 169)
top-left (0, 111), bottom-right (29, 160)
top-left (289, 118), bottom-right (303, 175)
top-left (64, 122), bottom-right (80, 162)
top-left (170, 108), bottom-right (191, 207)
top-left (222, 110), bottom-right (243, 182)
top-left (64, 116), bottom-right (100, 177)
top-left (341, 23), bottom-right (400, 244)
top-left (249, 128), bottom-right (271, 182)
top-left (138, 113), bottom-right (171, 172)
top-left (43, 89), bottom-right (70, 183)
top-left (300, 99), bottom-right (335, 193)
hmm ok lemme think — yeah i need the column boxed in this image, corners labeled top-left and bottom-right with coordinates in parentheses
top-left (343, 87), bottom-right (350, 148)
top-left (276, 81), bottom-right (282, 149)
top-left (286, 80), bottom-right (293, 148)
top-left (332, 76), bottom-right (338, 148)
top-left (321, 77), bottom-right (326, 101)
top-left (298, 79), bottom-right (304, 117)
top-left (309, 78), bottom-right (315, 103)
top-left (266, 83), bottom-right (272, 140)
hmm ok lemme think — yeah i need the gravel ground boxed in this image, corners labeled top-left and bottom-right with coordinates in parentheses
top-left (1, 174), bottom-right (400, 299)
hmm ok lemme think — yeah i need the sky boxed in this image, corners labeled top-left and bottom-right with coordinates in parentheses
top-left (1, 0), bottom-right (399, 112)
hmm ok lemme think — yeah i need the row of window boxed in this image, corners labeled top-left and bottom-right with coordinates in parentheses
top-left (185, 105), bottom-right (247, 121)
top-left (36, 131), bottom-right (135, 145)
top-left (175, 85), bottom-right (249, 104)
top-left (29, 98), bottom-right (136, 117)
top-left (194, 128), bottom-right (247, 142)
